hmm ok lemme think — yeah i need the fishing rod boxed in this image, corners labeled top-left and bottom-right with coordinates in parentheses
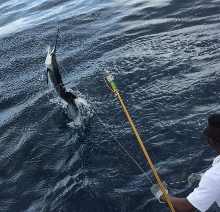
top-left (106, 75), bottom-right (175, 212)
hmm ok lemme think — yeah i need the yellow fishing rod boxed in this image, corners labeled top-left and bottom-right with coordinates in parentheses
top-left (106, 75), bottom-right (175, 212)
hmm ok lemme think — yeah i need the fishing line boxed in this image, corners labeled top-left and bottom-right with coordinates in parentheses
top-left (56, 34), bottom-right (186, 191)
top-left (94, 111), bottom-right (154, 185)
top-left (59, 56), bottom-right (187, 188)
top-left (57, 59), bottom-right (154, 185)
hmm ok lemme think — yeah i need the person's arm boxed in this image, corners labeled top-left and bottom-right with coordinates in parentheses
top-left (160, 194), bottom-right (197, 212)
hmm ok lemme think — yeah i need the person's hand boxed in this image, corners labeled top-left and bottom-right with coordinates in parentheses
top-left (187, 173), bottom-right (203, 188)
top-left (150, 181), bottom-right (168, 203)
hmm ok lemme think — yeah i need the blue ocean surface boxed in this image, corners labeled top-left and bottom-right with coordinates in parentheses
top-left (1, 0), bottom-right (220, 211)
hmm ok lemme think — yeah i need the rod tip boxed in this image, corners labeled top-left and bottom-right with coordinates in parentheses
top-left (107, 75), bottom-right (114, 83)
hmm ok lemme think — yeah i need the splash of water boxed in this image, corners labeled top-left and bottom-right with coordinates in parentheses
top-left (66, 97), bottom-right (93, 128)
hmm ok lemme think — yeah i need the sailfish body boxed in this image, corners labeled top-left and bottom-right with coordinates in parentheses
top-left (45, 30), bottom-right (78, 111)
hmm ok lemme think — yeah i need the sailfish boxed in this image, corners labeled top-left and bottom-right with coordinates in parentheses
top-left (45, 30), bottom-right (78, 112)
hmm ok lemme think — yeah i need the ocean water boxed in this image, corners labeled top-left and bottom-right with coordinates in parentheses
top-left (1, 0), bottom-right (220, 211)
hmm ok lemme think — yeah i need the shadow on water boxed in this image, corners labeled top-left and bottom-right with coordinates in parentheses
top-left (0, 106), bottom-right (96, 212)
top-left (38, 118), bottom-right (96, 212)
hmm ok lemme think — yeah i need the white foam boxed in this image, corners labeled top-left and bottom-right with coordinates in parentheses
top-left (49, 89), bottom-right (93, 128)
top-left (67, 97), bottom-right (94, 128)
